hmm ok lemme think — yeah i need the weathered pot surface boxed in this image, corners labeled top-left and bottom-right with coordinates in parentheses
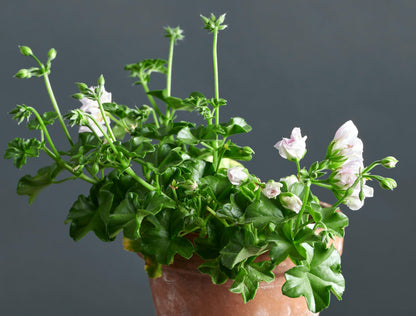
top-left (148, 234), bottom-right (343, 316)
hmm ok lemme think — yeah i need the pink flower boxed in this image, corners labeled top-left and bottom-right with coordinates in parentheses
top-left (78, 86), bottom-right (111, 137)
top-left (344, 182), bottom-right (374, 211)
top-left (262, 181), bottom-right (283, 199)
top-left (333, 160), bottom-right (364, 189)
top-left (227, 166), bottom-right (248, 186)
top-left (274, 127), bottom-right (307, 161)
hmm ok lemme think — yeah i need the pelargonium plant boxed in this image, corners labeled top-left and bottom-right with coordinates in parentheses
top-left (5, 14), bottom-right (397, 313)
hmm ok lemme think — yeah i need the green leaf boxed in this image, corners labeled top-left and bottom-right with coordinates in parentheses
top-left (282, 244), bottom-right (345, 313)
top-left (147, 89), bottom-right (196, 111)
top-left (318, 207), bottom-right (349, 238)
top-left (138, 209), bottom-right (194, 265)
top-left (220, 226), bottom-right (267, 269)
top-left (229, 261), bottom-right (275, 303)
top-left (267, 221), bottom-right (310, 265)
top-left (27, 111), bottom-right (59, 130)
top-left (222, 141), bottom-right (254, 161)
top-left (121, 136), bottom-right (155, 158)
top-left (124, 59), bottom-right (167, 85)
top-left (194, 218), bottom-right (228, 260)
top-left (16, 164), bottom-right (63, 204)
top-left (199, 174), bottom-right (232, 203)
top-left (244, 195), bottom-right (284, 228)
top-left (108, 192), bottom-right (148, 239)
top-left (65, 182), bottom-right (115, 242)
top-left (144, 144), bottom-right (184, 174)
top-left (198, 260), bottom-right (228, 284)
top-left (220, 117), bottom-right (252, 136)
top-left (5, 138), bottom-right (42, 168)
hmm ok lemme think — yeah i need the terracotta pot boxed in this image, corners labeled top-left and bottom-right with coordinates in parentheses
top-left (148, 235), bottom-right (343, 316)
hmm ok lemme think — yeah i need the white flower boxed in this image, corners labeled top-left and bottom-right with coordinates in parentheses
top-left (280, 193), bottom-right (303, 213)
top-left (274, 127), bottom-right (307, 161)
top-left (78, 86), bottom-right (112, 137)
top-left (262, 181), bottom-right (283, 199)
top-left (333, 160), bottom-right (364, 189)
top-left (334, 120), bottom-right (358, 143)
top-left (331, 120), bottom-right (363, 163)
top-left (344, 183), bottom-right (374, 211)
top-left (279, 175), bottom-right (299, 190)
top-left (227, 166), bottom-right (248, 186)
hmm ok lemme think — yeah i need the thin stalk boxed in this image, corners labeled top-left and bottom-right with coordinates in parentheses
top-left (296, 159), bottom-right (301, 176)
top-left (30, 55), bottom-right (74, 146)
top-left (166, 38), bottom-right (175, 97)
top-left (142, 81), bottom-right (163, 118)
top-left (85, 114), bottom-right (118, 154)
top-left (212, 28), bottom-right (220, 171)
top-left (96, 97), bottom-right (116, 142)
top-left (29, 107), bottom-right (59, 157)
top-left (124, 167), bottom-right (156, 192)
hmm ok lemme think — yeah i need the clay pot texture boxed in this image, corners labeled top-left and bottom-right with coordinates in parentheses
top-left (148, 235), bottom-right (343, 316)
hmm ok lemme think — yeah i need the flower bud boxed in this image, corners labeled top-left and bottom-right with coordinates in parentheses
top-left (98, 74), bottom-right (105, 87)
top-left (279, 193), bottom-right (303, 213)
top-left (19, 45), bottom-right (33, 56)
top-left (381, 156), bottom-right (398, 169)
top-left (262, 180), bottom-right (283, 199)
top-left (14, 69), bottom-right (31, 79)
top-left (48, 48), bottom-right (57, 61)
top-left (227, 166), bottom-right (248, 186)
top-left (378, 177), bottom-right (397, 190)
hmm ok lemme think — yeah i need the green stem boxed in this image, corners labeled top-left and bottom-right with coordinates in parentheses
top-left (213, 29), bottom-right (220, 103)
top-left (124, 167), bottom-right (156, 192)
top-left (142, 81), bottom-right (163, 119)
top-left (295, 182), bottom-right (311, 232)
top-left (96, 97), bottom-right (116, 142)
top-left (30, 55), bottom-right (74, 146)
top-left (206, 206), bottom-right (229, 227)
top-left (29, 107), bottom-right (59, 157)
top-left (149, 108), bottom-right (160, 128)
top-left (85, 113), bottom-right (118, 153)
top-left (42, 145), bottom-right (97, 184)
top-left (311, 181), bottom-right (333, 190)
top-left (212, 27), bottom-right (221, 171)
top-left (296, 159), bottom-right (301, 176)
top-left (166, 38), bottom-right (175, 97)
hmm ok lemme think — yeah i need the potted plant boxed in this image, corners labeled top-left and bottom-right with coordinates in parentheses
top-left (5, 14), bottom-right (397, 315)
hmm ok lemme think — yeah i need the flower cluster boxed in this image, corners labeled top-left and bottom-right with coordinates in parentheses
top-left (329, 121), bottom-right (372, 210)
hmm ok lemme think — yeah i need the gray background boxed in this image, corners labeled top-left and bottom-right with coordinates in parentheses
top-left (1, 1), bottom-right (414, 315)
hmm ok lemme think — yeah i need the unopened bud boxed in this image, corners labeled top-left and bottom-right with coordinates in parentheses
top-left (379, 177), bottom-right (397, 191)
top-left (14, 69), bottom-right (31, 79)
top-left (19, 45), bottom-right (33, 56)
top-left (381, 156), bottom-right (398, 169)
top-left (48, 48), bottom-right (57, 61)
